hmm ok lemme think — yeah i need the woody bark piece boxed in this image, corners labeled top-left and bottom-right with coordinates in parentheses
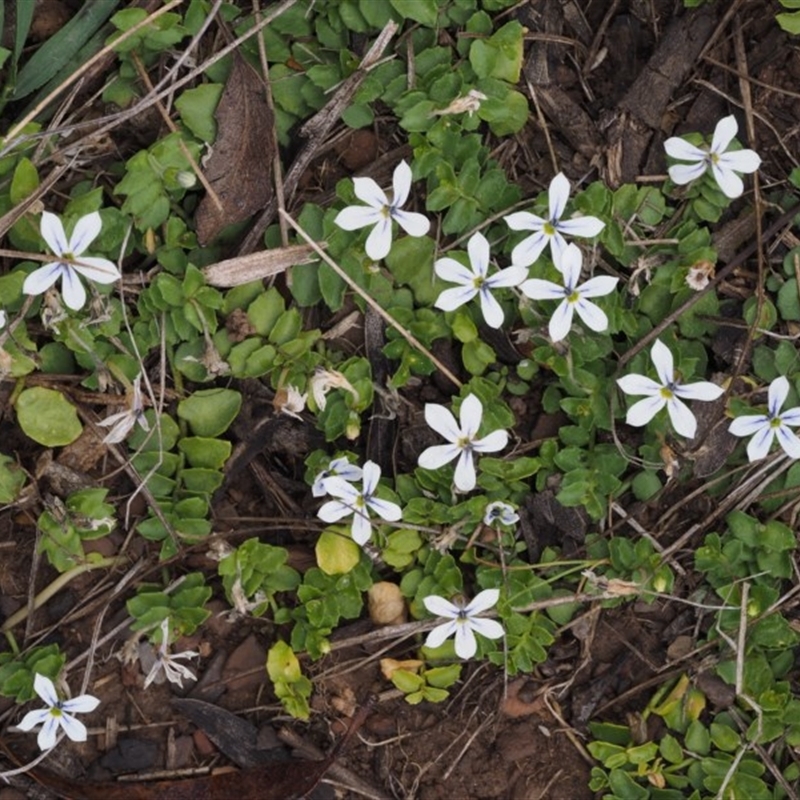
top-left (603, 6), bottom-right (718, 186)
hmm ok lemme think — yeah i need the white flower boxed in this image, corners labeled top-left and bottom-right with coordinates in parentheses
top-left (728, 377), bottom-right (800, 461)
top-left (616, 339), bottom-right (724, 438)
top-left (417, 394), bottom-right (508, 492)
top-left (434, 232), bottom-right (526, 329)
top-left (664, 115), bottom-right (761, 199)
top-left (16, 673), bottom-right (100, 751)
top-left (423, 589), bottom-right (504, 659)
top-left (484, 501), bottom-right (519, 527)
top-left (504, 173), bottom-right (605, 268)
top-left (334, 160), bottom-right (430, 260)
top-left (312, 456), bottom-right (363, 497)
top-left (143, 618), bottom-right (199, 690)
top-left (23, 211), bottom-right (120, 311)
top-left (520, 243), bottom-right (617, 342)
top-left (97, 373), bottom-right (149, 444)
top-left (317, 460), bottom-right (402, 545)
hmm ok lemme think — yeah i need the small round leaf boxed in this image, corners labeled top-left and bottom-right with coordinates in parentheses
top-left (16, 387), bottom-right (82, 446)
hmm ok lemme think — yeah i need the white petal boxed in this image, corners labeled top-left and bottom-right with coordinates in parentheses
top-left (710, 164), bottom-right (744, 199)
top-left (664, 137), bottom-right (707, 162)
top-left (453, 449), bottom-right (477, 492)
top-left (711, 115), bottom-right (738, 155)
top-left (68, 212), bottom-right (102, 255)
top-left (424, 403), bottom-right (461, 442)
top-left (62, 694), bottom-right (100, 714)
top-left (334, 205), bottom-right (381, 231)
top-left (58, 712), bottom-right (87, 743)
top-left (436, 284), bottom-right (478, 312)
top-left (472, 429), bottom-right (508, 453)
top-left (37, 716), bottom-right (60, 750)
top-left (459, 394), bottom-right (483, 438)
top-left (616, 374), bottom-right (663, 396)
top-left (674, 381), bottom-right (724, 401)
top-left (467, 232), bottom-right (490, 277)
top-left (577, 275), bottom-right (618, 299)
top-left (61, 267), bottom-right (87, 310)
top-left (519, 277), bottom-right (564, 301)
top-left (333, 459), bottom-right (363, 482)
top-left (504, 211), bottom-right (545, 232)
top-left (365, 217), bottom-right (393, 260)
top-left (350, 512), bottom-right (372, 545)
top-left (650, 340), bottom-right (674, 387)
top-left (352, 176), bottom-right (387, 209)
top-left (391, 160), bottom-right (412, 208)
top-left (548, 173), bottom-right (571, 222)
top-left (392, 209), bottom-right (430, 237)
top-left (486, 266), bottom-right (527, 288)
top-left (320, 476), bottom-right (360, 503)
top-left (549, 232), bottom-right (569, 266)
top-left (626, 395), bottom-right (666, 427)
top-left (367, 496), bottom-right (402, 522)
top-left (729, 415), bottom-right (769, 437)
top-left (435, 257), bottom-right (476, 286)
top-left (40, 211), bottom-right (69, 256)
top-left (318, 499), bottom-right (354, 523)
top-left (362, 461), bottom-right (381, 496)
top-left (23, 263), bottom-right (64, 297)
top-left (780, 408), bottom-right (800, 427)
top-left (556, 216), bottom-right (605, 239)
top-left (548, 300), bottom-right (574, 342)
top-left (510, 232), bottom-right (549, 268)
top-left (465, 588), bottom-right (499, 615)
top-left (469, 617), bottom-right (505, 641)
top-left (418, 443), bottom-right (460, 471)
top-left (73, 257), bottom-right (120, 284)
top-left (668, 162), bottom-right (707, 186)
top-left (717, 149), bottom-right (760, 175)
top-left (574, 298), bottom-right (609, 332)
top-left (424, 595), bottom-right (459, 618)
top-left (17, 708), bottom-right (51, 731)
top-left (425, 620), bottom-right (458, 649)
top-left (768, 377), bottom-right (790, 416)
top-left (557, 243), bottom-right (582, 288)
top-left (666, 397), bottom-right (697, 438)
top-left (746, 426), bottom-right (774, 462)
top-left (34, 674), bottom-right (59, 707)
top-left (478, 287), bottom-right (505, 328)
top-left (454, 623), bottom-right (478, 658)
top-left (776, 426), bottom-right (800, 459)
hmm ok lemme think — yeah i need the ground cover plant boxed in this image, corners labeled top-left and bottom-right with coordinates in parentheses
top-left (1, 0), bottom-right (800, 797)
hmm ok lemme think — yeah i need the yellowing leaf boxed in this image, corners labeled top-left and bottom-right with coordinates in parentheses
top-left (315, 529), bottom-right (360, 575)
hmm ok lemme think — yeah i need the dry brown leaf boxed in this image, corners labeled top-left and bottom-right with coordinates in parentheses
top-left (368, 581), bottom-right (406, 626)
top-left (196, 53), bottom-right (273, 244)
top-left (380, 658), bottom-right (423, 681)
top-left (202, 244), bottom-right (320, 287)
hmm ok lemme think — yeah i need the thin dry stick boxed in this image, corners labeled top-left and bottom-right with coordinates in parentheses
top-left (280, 209), bottom-right (464, 389)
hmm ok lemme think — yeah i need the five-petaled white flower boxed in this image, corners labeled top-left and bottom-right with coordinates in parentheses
top-left (23, 211), bottom-right (120, 311)
top-left (143, 618), bottom-right (200, 690)
top-left (16, 673), bottom-right (100, 751)
top-left (504, 172), bottom-right (605, 269)
top-left (98, 373), bottom-right (149, 444)
top-left (317, 460), bottom-right (402, 545)
top-left (484, 501), bottom-right (519, 527)
top-left (334, 160), bottom-right (430, 260)
top-left (423, 589), bottom-right (504, 659)
top-left (728, 377), bottom-right (800, 462)
top-left (616, 339), bottom-right (724, 438)
top-left (520, 243), bottom-right (617, 342)
top-left (312, 456), bottom-right (363, 498)
top-left (418, 394), bottom-right (508, 492)
top-left (434, 233), bottom-right (526, 329)
top-left (664, 115), bottom-right (761, 200)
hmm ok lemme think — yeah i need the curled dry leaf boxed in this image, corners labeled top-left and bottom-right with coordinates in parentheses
top-left (202, 244), bottom-right (321, 287)
top-left (196, 53), bottom-right (274, 244)
top-left (380, 658), bottom-right (423, 681)
top-left (367, 581), bottom-right (407, 625)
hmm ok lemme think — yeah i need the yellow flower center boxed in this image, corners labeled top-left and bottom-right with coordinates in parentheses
top-left (769, 417), bottom-right (782, 429)
top-left (660, 387), bottom-right (674, 400)
top-left (543, 222), bottom-right (556, 236)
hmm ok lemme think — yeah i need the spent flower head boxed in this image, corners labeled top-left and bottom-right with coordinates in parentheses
top-left (334, 160), bottom-right (430, 260)
top-left (484, 501), bottom-right (519, 527)
top-left (504, 172), bottom-right (605, 268)
top-left (728, 377), bottom-right (800, 461)
top-left (434, 233), bottom-right (526, 328)
top-left (417, 394), bottom-right (508, 493)
top-left (616, 339), bottom-right (724, 438)
top-left (23, 211), bottom-right (120, 311)
top-left (317, 460), bottom-right (402, 545)
top-left (16, 673), bottom-right (100, 751)
top-left (423, 589), bottom-right (504, 659)
top-left (312, 456), bottom-right (363, 497)
top-left (97, 373), bottom-right (149, 444)
top-left (664, 115), bottom-right (761, 199)
top-left (520, 243), bottom-right (617, 342)
top-left (143, 618), bottom-right (199, 690)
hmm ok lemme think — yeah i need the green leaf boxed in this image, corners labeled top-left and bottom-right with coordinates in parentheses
top-left (316, 529), bottom-right (361, 575)
top-left (389, 0), bottom-right (438, 26)
top-left (175, 84), bottom-right (223, 142)
top-left (16, 387), bottom-right (82, 446)
top-left (778, 278), bottom-right (800, 321)
top-left (9, 158), bottom-right (39, 204)
top-left (178, 437), bottom-right (231, 469)
top-left (177, 388), bottom-right (241, 436)
top-left (777, 11), bottom-right (800, 34)
top-left (0, 453), bottom-right (25, 503)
